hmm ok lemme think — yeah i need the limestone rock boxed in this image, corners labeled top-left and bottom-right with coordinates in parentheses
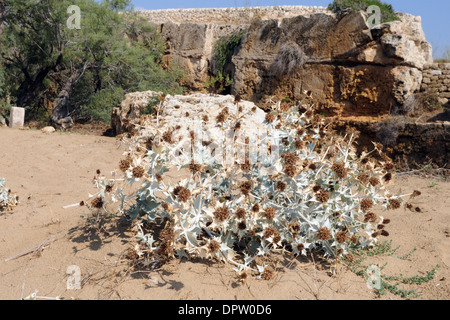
top-left (9, 107), bottom-right (25, 129)
top-left (111, 90), bottom-right (162, 135)
top-left (113, 91), bottom-right (267, 138)
top-left (41, 126), bottom-right (56, 134)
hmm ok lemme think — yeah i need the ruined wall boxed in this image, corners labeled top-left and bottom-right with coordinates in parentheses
top-left (139, 6), bottom-right (330, 25)
top-left (139, 7), bottom-right (433, 117)
top-left (421, 63), bottom-right (450, 106)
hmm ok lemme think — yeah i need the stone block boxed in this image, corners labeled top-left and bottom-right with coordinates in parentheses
top-left (431, 70), bottom-right (443, 76)
top-left (9, 107), bottom-right (25, 129)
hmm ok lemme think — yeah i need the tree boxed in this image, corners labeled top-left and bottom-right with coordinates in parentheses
top-left (0, 0), bottom-right (183, 127)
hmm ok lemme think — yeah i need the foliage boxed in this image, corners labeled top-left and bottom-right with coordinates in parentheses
top-left (0, 178), bottom-right (18, 212)
top-left (0, 97), bottom-right (11, 124)
top-left (328, 0), bottom-right (400, 23)
top-left (212, 30), bottom-right (246, 76)
top-left (88, 99), bottom-right (413, 279)
top-left (205, 71), bottom-right (234, 94)
top-left (344, 240), bottom-right (440, 298)
top-left (0, 0), bottom-right (184, 124)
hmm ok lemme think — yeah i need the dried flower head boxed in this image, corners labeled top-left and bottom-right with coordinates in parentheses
top-left (251, 203), bottom-right (260, 213)
top-left (265, 112), bottom-right (275, 123)
top-left (91, 197), bottom-right (103, 209)
top-left (162, 131), bottom-right (173, 144)
top-left (261, 266), bottom-right (275, 280)
top-left (412, 190), bottom-right (422, 197)
top-left (189, 162), bottom-right (202, 174)
top-left (240, 181), bottom-right (252, 196)
top-left (317, 227), bottom-right (331, 241)
top-left (216, 112), bottom-right (227, 124)
top-left (369, 177), bottom-right (380, 187)
top-left (336, 231), bottom-right (348, 243)
top-left (264, 226), bottom-right (278, 239)
top-left (177, 187), bottom-right (191, 203)
top-left (132, 166), bottom-right (145, 178)
top-left (292, 139), bottom-right (303, 150)
top-left (364, 212), bottom-right (377, 223)
top-left (276, 181), bottom-right (287, 192)
top-left (383, 172), bottom-right (393, 182)
top-left (282, 152), bottom-right (299, 166)
top-left (388, 198), bottom-right (401, 210)
top-left (213, 206), bottom-right (230, 222)
top-left (240, 161), bottom-right (252, 171)
top-left (235, 208), bottom-right (246, 220)
top-left (358, 174), bottom-right (369, 184)
top-left (284, 165), bottom-right (297, 178)
top-left (360, 199), bottom-right (373, 212)
top-left (238, 221), bottom-right (247, 230)
top-left (263, 207), bottom-right (276, 220)
top-left (208, 240), bottom-right (221, 254)
top-left (385, 162), bottom-right (395, 172)
top-left (119, 158), bottom-right (131, 172)
top-left (316, 190), bottom-right (330, 204)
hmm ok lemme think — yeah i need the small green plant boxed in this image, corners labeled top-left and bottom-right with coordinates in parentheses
top-left (142, 96), bottom-right (161, 115)
top-left (205, 71), bottom-right (233, 94)
top-left (328, 0), bottom-right (401, 23)
top-left (344, 240), bottom-right (440, 298)
top-left (212, 30), bottom-right (246, 76)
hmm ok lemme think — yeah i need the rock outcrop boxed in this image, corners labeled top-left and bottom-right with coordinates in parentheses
top-left (140, 7), bottom-right (433, 118)
top-left (231, 11), bottom-right (432, 117)
top-left (111, 91), bottom-right (266, 136)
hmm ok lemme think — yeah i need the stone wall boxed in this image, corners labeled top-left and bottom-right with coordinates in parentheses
top-left (421, 63), bottom-right (450, 106)
top-left (138, 6), bottom-right (331, 25)
top-left (136, 7), bottom-right (435, 118)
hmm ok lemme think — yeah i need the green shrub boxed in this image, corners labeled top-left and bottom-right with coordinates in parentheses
top-left (205, 71), bottom-right (233, 94)
top-left (212, 30), bottom-right (246, 76)
top-left (328, 0), bottom-right (401, 23)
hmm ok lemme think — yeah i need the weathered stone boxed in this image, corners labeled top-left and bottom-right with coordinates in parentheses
top-left (138, 8), bottom-right (432, 117)
top-left (430, 70), bottom-right (443, 76)
top-left (9, 107), bottom-right (25, 129)
top-left (41, 126), bottom-right (56, 134)
top-left (422, 77), bottom-right (431, 84)
top-left (391, 66), bottom-right (422, 105)
top-left (113, 91), bottom-right (268, 145)
top-left (111, 90), bottom-right (162, 135)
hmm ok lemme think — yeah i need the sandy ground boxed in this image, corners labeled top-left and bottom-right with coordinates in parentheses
top-left (0, 126), bottom-right (449, 300)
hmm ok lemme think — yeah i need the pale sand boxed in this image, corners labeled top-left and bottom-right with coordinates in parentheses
top-left (0, 127), bottom-right (449, 300)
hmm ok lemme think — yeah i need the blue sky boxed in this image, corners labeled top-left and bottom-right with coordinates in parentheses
top-left (131, 0), bottom-right (450, 58)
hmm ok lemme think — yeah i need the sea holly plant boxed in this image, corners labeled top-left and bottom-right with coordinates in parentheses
top-left (0, 178), bottom-right (18, 212)
top-left (89, 100), bottom-right (414, 279)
